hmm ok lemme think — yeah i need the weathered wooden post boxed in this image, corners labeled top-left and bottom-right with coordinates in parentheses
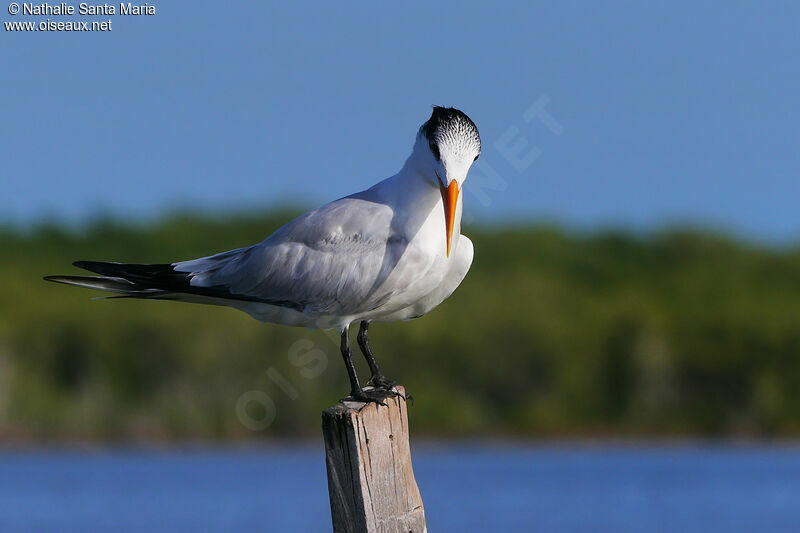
top-left (322, 386), bottom-right (426, 533)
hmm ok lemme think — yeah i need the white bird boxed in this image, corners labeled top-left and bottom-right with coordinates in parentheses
top-left (46, 106), bottom-right (481, 403)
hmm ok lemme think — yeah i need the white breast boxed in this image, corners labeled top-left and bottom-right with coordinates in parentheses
top-left (370, 234), bottom-right (474, 323)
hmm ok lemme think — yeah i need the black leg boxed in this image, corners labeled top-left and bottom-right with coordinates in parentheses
top-left (340, 325), bottom-right (362, 397)
top-left (340, 325), bottom-right (396, 405)
top-left (357, 321), bottom-right (399, 391)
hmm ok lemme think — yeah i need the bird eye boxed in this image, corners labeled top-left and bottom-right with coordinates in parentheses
top-left (429, 141), bottom-right (440, 161)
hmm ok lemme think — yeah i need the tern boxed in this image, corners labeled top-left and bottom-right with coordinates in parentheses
top-left (46, 106), bottom-right (481, 404)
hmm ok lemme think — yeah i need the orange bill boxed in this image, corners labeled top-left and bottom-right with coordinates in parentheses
top-left (438, 178), bottom-right (459, 257)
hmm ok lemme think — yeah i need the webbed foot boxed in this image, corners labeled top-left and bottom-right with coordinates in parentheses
top-left (343, 387), bottom-right (399, 406)
top-left (365, 377), bottom-right (413, 405)
top-left (367, 374), bottom-right (399, 390)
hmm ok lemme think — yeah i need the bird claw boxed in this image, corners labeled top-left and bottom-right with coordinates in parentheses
top-left (366, 376), bottom-right (413, 405)
top-left (343, 388), bottom-right (398, 406)
top-left (367, 374), bottom-right (399, 390)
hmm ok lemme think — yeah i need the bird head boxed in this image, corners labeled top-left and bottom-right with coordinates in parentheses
top-left (412, 106), bottom-right (481, 256)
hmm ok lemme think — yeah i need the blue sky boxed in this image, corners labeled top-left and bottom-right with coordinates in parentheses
top-left (2, 2), bottom-right (799, 241)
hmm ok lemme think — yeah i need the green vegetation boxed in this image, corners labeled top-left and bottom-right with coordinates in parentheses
top-left (2, 212), bottom-right (800, 440)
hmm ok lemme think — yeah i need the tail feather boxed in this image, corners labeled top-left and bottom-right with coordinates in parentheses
top-left (46, 260), bottom-right (274, 306)
top-left (72, 260), bottom-right (192, 291)
top-left (44, 260), bottom-right (189, 298)
top-left (42, 275), bottom-right (164, 296)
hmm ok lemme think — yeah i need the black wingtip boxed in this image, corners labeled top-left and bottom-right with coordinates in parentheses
top-left (72, 260), bottom-right (123, 276)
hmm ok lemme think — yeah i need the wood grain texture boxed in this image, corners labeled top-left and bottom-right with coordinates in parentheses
top-left (322, 386), bottom-right (426, 533)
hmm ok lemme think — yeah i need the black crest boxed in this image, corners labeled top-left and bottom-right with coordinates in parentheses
top-left (421, 106), bottom-right (481, 161)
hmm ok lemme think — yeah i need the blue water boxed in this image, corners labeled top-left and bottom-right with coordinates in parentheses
top-left (1, 444), bottom-right (798, 532)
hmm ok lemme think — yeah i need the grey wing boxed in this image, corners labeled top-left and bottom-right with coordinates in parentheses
top-left (173, 197), bottom-right (417, 316)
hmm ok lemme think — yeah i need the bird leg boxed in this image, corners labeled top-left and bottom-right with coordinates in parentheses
top-left (357, 321), bottom-right (400, 391)
top-left (340, 325), bottom-right (396, 405)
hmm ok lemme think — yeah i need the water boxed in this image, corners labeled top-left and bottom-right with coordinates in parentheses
top-left (1, 444), bottom-right (798, 532)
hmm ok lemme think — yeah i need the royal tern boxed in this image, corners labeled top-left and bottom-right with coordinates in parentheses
top-left (46, 106), bottom-right (481, 404)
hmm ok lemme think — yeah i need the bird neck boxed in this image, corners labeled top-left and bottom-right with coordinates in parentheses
top-left (373, 165), bottom-right (461, 242)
